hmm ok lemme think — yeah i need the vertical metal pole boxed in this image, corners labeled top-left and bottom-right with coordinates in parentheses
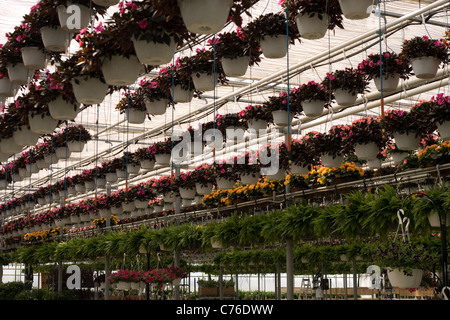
top-left (104, 184), bottom-right (112, 300)
top-left (286, 238), bottom-right (294, 300)
top-left (352, 260), bottom-right (358, 300)
top-left (58, 261), bottom-right (63, 293)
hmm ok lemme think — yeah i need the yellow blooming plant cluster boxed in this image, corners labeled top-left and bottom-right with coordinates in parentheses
top-left (93, 215), bottom-right (118, 228)
top-left (23, 227), bottom-right (65, 242)
top-left (417, 140), bottom-right (450, 167)
top-left (308, 162), bottom-right (364, 186)
top-left (202, 178), bottom-right (287, 207)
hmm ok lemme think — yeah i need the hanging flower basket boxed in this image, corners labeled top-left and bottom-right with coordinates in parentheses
top-left (221, 56), bottom-right (250, 77)
top-left (410, 56), bottom-right (441, 79)
top-left (75, 183), bottom-right (86, 194)
top-left (57, 4), bottom-right (92, 32)
top-left (321, 153), bottom-right (343, 167)
top-left (35, 159), bottom-right (48, 169)
top-left (48, 97), bottom-right (80, 121)
top-left (338, 0), bottom-right (374, 20)
top-left (0, 78), bottom-right (16, 97)
top-left (55, 147), bottom-right (71, 159)
top-left (216, 177), bottom-right (235, 190)
top-left (354, 142), bottom-right (379, 161)
top-left (391, 151), bottom-right (408, 163)
top-left (192, 72), bottom-right (217, 92)
top-left (40, 26), bottom-right (70, 53)
top-left (84, 180), bottom-right (95, 191)
top-left (132, 34), bottom-right (177, 66)
top-left (259, 35), bottom-right (288, 59)
top-left (134, 199), bottom-right (149, 209)
top-left (195, 182), bottom-right (214, 195)
top-left (122, 201), bottom-right (136, 212)
top-left (387, 268), bottom-right (423, 289)
top-left (111, 205), bottom-right (123, 215)
top-left (145, 98), bottom-right (169, 115)
top-left (6, 63), bottom-right (30, 85)
top-left (68, 141), bottom-right (86, 153)
top-left (0, 137), bottom-right (23, 154)
top-left (177, 0), bottom-right (234, 34)
top-left (25, 162), bottom-right (39, 174)
top-left (71, 76), bottom-right (109, 105)
top-left (302, 100), bottom-right (326, 117)
top-left (45, 153), bottom-right (59, 165)
top-left (239, 173), bottom-right (260, 185)
top-left (373, 74), bottom-right (400, 93)
top-left (393, 132), bottom-right (420, 151)
top-left (92, 0), bottom-right (119, 6)
top-left (155, 153), bottom-right (171, 166)
top-left (105, 172), bottom-right (118, 183)
top-left (295, 13), bottom-right (329, 40)
top-left (291, 163), bottom-right (310, 175)
top-left (141, 159), bottom-right (155, 170)
top-left (28, 113), bottom-right (58, 135)
top-left (170, 85), bottom-right (194, 103)
top-left (21, 47), bottom-right (47, 70)
top-left (247, 119), bottom-right (268, 134)
top-left (179, 187), bottom-right (196, 199)
top-left (436, 121), bottom-right (450, 140)
top-left (126, 108), bottom-right (147, 124)
top-left (333, 89), bottom-right (357, 107)
top-left (271, 110), bottom-right (295, 127)
top-left (367, 158), bottom-right (382, 169)
top-left (101, 55), bottom-right (141, 86)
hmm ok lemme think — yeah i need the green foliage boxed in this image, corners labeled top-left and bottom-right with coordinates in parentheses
top-left (0, 282), bottom-right (27, 300)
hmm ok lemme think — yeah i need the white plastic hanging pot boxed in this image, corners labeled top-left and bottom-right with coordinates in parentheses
top-left (393, 132), bottom-right (420, 151)
top-left (321, 153), bottom-right (344, 167)
top-left (170, 84), bottom-right (194, 103)
top-left (387, 268), bottom-right (423, 289)
top-left (25, 162), bottom-right (39, 174)
top-left (155, 153), bottom-right (171, 166)
top-left (6, 63), bottom-right (30, 85)
top-left (35, 159), bottom-right (48, 169)
top-left (373, 73), bottom-right (400, 93)
top-left (116, 169), bottom-right (128, 180)
top-left (67, 140), bottom-right (86, 153)
top-left (333, 89), bottom-right (357, 107)
top-left (127, 164), bottom-right (141, 175)
top-left (295, 13), bottom-right (329, 40)
top-left (71, 76), bottom-right (109, 105)
top-left (84, 180), bottom-right (95, 191)
top-left (126, 108), bottom-right (147, 124)
top-left (192, 72), bottom-right (217, 92)
top-left (338, 0), bottom-right (374, 20)
top-left (0, 137), bottom-right (22, 154)
top-left (177, 0), bottom-right (234, 34)
top-left (259, 34), bottom-right (288, 59)
top-left (132, 34), bottom-right (177, 66)
top-left (179, 187), bottom-right (196, 199)
top-left (55, 147), bottom-right (71, 159)
top-left (428, 212), bottom-right (450, 228)
top-left (57, 4), bottom-right (91, 32)
top-left (13, 126), bottom-right (40, 147)
top-left (354, 142), bottom-right (379, 161)
top-left (101, 54), bottom-right (141, 86)
top-left (216, 177), bottom-right (235, 190)
top-left (221, 55), bottom-right (250, 77)
top-left (195, 182), bottom-right (214, 195)
top-left (291, 163), bottom-right (310, 175)
top-left (247, 119), bottom-right (268, 135)
top-left (122, 201), bottom-right (136, 212)
top-left (21, 47), bottom-right (47, 70)
top-left (75, 183), bottom-right (86, 194)
top-left (0, 78), bottom-right (16, 97)
top-left (271, 110), bottom-right (295, 127)
top-left (40, 26), bottom-right (70, 53)
top-left (265, 168), bottom-right (286, 181)
top-left (302, 100), bottom-right (326, 117)
top-left (436, 120), bottom-right (450, 140)
top-left (48, 97), bottom-right (80, 121)
top-left (45, 153), bottom-right (59, 165)
top-left (240, 173), bottom-right (260, 185)
top-left (92, 0), bottom-right (120, 6)
top-left (134, 199), bottom-right (149, 209)
top-left (145, 98), bottom-right (168, 115)
top-left (181, 199), bottom-right (192, 208)
top-left (28, 113), bottom-right (58, 134)
top-left (367, 158), bottom-right (382, 169)
top-left (140, 159), bottom-right (155, 170)
top-left (410, 56), bottom-right (441, 79)
top-left (105, 172), bottom-right (118, 183)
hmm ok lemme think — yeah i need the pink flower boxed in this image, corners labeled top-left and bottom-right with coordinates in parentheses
top-left (138, 20), bottom-right (148, 30)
